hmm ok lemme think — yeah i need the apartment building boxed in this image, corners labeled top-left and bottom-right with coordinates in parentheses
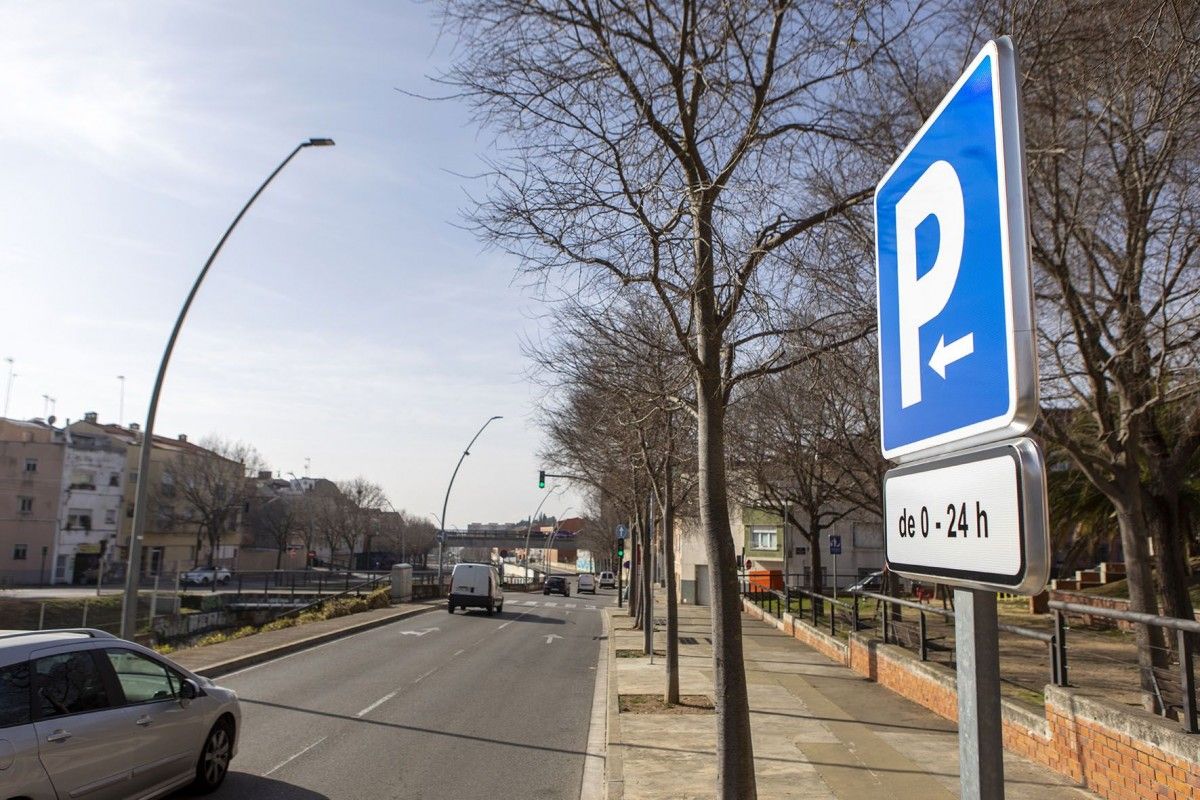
top-left (0, 418), bottom-right (66, 584)
top-left (71, 414), bottom-right (243, 575)
top-left (53, 427), bottom-right (127, 584)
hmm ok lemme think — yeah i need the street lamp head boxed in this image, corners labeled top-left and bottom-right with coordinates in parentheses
top-left (490, 415), bottom-right (503, 421)
top-left (305, 138), bottom-right (336, 147)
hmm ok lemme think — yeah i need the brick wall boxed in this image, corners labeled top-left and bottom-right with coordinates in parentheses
top-left (743, 596), bottom-right (1200, 800)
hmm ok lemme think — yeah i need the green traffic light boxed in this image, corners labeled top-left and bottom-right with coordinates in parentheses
top-left (538, 470), bottom-right (545, 489)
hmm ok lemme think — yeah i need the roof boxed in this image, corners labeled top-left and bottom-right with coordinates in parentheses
top-left (0, 629), bottom-right (118, 664)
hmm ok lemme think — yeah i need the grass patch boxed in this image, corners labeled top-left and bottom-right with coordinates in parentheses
top-left (0, 594), bottom-right (140, 634)
top-left (619, 694), bottom-right (714, 714)
top-left (151, 587), bottom-right (393, 654)
top-left (616, 648), bottom-right (666, 658)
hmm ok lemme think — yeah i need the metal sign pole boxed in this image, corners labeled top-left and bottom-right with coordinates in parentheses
top-left (954, 588), bottom-right (1005, 799)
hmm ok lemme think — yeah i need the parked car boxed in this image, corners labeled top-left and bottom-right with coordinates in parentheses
top-left (577, 574), bottom-right (597, 594)
top-left (598, 571), bottom-right (616, 589)
top-left (447, 563), bottom-right (504, 615)
top-left (846, 571), bottom-right (884, 593)
top-left (73, 562), bottom-right (126, 586)
top-left (544, 575), bottom-right (570, 597)
top-left (0, 628), bottom-right (241, 798)
top-left (181, 567), bottom-right (232, 586)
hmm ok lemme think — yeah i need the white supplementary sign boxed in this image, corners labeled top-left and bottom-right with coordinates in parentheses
top-left (883, 437), bottom-right (1049, 594)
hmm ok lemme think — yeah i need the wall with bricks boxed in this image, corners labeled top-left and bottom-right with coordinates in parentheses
top-left (742, 597), bottom-right (1200, 800)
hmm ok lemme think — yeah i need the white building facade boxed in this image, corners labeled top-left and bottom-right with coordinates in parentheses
top-left (53, 430), bottom-right (127, 584)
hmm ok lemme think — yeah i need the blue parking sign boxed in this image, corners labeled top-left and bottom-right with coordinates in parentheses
top-left (875, 37), bottom-right (1037, 461)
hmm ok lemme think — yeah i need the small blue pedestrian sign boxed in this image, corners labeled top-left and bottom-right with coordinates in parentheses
top-left (828, 535), bottom-right (842, 556)
top-left (875, 37), bottom-right (1036, 461)
top-left (616, 524), bottom-right (628, 540)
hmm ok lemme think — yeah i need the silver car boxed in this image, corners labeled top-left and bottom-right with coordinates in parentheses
top-left (0, 628), bottom-right (241, 799)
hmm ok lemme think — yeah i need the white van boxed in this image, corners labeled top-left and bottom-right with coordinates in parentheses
top-left (578, 573), bottom-right (597, 594)
top-left (448, 563), bottom-right (504, 615)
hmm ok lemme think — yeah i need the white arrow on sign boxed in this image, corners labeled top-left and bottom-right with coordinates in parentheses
top-left (400, 628), bottom-right (440, 637)
top-left (929, 333), bottom-right (974, 378)
top-left (544, 634), bottom-right (563, 645)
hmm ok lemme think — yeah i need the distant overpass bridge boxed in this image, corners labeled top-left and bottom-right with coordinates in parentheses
top-left (441, 528), bottom-right (577, 549)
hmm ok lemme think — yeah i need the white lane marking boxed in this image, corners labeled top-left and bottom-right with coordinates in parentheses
top-left (453, 649), bottom-right (465, 657)
top-left (544, 634), bottom-right (564, 644)
top-left (544, 602), bottom-right (558, 607)
top-left (579, 610), bottom-right (609, 800)
top-left (264, 736), bottom-right (327, 776)
top-left (355, 691), bottom-right (398, 718)
top-left (497, 620), bottom-right (513, 629)
top-left (521, 600), bottom-right (537, 606)
top-left (587, 605), bottom-right (597, 610)
top-left (414, 668), bottom-right (436, 683)
top-left (564, 603), bottom-right (576, 609)
top-left (399, 627), bottom-right (439, 637)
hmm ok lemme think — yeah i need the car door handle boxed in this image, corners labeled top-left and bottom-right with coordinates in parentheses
top-left (135, 715), bottom-right (154, 727)
top-left (46, 729), bottom-right (72, 743)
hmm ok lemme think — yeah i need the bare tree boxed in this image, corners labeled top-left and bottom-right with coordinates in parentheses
top-left (437, 4), bottom-right (938, 786)
top-left (247, 493), bottom-right (303, 570)
top-left (163, 437), bottom-right (261, 568)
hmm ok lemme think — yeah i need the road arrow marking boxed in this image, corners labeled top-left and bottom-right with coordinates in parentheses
top-left (400, 627), bottom-right (440, 637)
top-left (929, 333), bottom-right (974, 378)
top-left (544, 634), bottom-right (563, 645)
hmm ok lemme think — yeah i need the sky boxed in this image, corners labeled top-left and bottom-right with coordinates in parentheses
top-left (0, 1), bottom-right (579, 529)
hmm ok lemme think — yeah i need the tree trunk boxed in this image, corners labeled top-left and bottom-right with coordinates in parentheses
top-left (664, 457), bottom-right (680, 704)
top-left (694, 196), bottom-right (756, 799)
top-left (631, 511), bottom-right (643, 627)
top-left (1146, 490), bottom-right (1196, 625)
top-left (627, 515), bottom-right (638, 619)
top-left (809, 530), bottom-right (823, 596)
top-left (275, 546), bottom-right (283, 571)
top-left (643, 492), bottom-right (654, 656)
top-left (1114, 500), bottom-right (1171, 711)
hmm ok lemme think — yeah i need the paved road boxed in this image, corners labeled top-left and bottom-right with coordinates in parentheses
top-left (182, 589), bottom-right (617, 800)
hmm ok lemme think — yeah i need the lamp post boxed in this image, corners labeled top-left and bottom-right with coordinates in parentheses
top-left (543, 506), bottom-right (572, 579)
top-left (119, 138), bottom-right (335, 639)
top-left (521, 488), bottom-right (557, 580)
top-left (436, 415), bottom-right (502, 588)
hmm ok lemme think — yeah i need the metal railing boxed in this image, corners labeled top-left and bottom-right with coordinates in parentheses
top-left (1049, 599), bottom-right (1198, 733)
top-left (742, 580), bottom-right (1199, 734)
top-left (269, 571), bottom-right (392, 622)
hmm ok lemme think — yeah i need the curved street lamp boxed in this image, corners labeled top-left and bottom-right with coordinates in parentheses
top-left (436, 415), bottom-right (502, 586)
top-left (120, 138), bottom-right (335, 639)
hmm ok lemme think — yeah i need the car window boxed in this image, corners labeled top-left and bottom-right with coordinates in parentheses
top-left (105, 649), bottom-right (177, 704)
top-left (0, 661), bottom-right (31, 728)
top-left (32, 651), bottom-right (110, 718)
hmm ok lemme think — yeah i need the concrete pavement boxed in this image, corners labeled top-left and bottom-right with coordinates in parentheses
top-left (604, 600), bottom-right (1096, 800)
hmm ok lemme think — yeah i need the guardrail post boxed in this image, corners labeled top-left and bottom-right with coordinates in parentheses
top-left (1049, 637), bottom-right (1059, 688)
top-left (830, 600), bottom-right (836, 636)
top-left (1179, 630), bottom-right (1196, 734)
top-left (812, 593), bottom-right (819, 627)
top-left (1054, 610), bottom-right (1069, 686)
top-left (919, 610), bottom-right (928, 661)
top-left (882, 600), bottom-right (889, 644)
top-left (853, 594), bottom-right (860, 632)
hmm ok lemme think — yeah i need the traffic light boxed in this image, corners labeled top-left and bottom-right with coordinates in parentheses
top-left (616, 542), bottom-right (625, 559)
top-left (538, 470), bottom-right (545, 489)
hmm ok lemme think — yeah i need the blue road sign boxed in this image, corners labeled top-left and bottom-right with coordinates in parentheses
top-left (616, 524), bottom-right (628, 540)
top-left (828, 535), bottom-right (842, 556)
top-left (875, 38), bottom-right (1037, 462)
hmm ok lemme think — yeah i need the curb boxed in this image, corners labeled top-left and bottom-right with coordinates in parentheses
top-left (191, 603), bottom-right (440, 679)
top-left (604, 608), bottom-right (625, 799)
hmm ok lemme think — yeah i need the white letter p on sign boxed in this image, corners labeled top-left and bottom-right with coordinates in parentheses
top-left (896, 160), bottom-right (965, 409)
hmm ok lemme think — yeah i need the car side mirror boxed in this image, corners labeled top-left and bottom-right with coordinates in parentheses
top-left (179, 678), bottom-right (199, 706)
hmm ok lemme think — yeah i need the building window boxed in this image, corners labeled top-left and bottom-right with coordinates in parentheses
top-left (70, 470), bottom-right (96, 489)
top-left (24, 458), bottom-right (37, 473)
top-left (108, 472), bottom-right (121, 487)
top-left (105, 508), bottom-right (117, 525)
top-left (750, 527), bottom-right (778, 550)
top-left (67, 510), bottom-right (92, 530)
top-left (18, 497), bottom-right (33, 514)
top-left (129, 471), bottom-right (139, 487)
top-left (13, 544), bottom-right (27, 561)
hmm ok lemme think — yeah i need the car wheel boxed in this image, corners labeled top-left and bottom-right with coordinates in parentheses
top-left (201, 577), bottom-right (211, 586)
top-left (220, 576), bottom-right (230, 585)
top-left (486, 600), bottom-right (495, 616)
top-left (543, 590), bottom-right (549, 595)
top-left (497, 602), bottom-right (503, 613)
top-left (447, 603), bottom-right (455, 613)
top-left (193, 719), bottom-right (234, 793)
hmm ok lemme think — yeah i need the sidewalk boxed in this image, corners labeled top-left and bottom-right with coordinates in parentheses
top-left (170, 601), bottom-right (438, 677)
top-left (604, 600), bottom-right (1096, 800)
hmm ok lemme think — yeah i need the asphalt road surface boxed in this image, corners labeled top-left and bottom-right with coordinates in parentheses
top-left (180, 588), bottom-right (616, 800)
